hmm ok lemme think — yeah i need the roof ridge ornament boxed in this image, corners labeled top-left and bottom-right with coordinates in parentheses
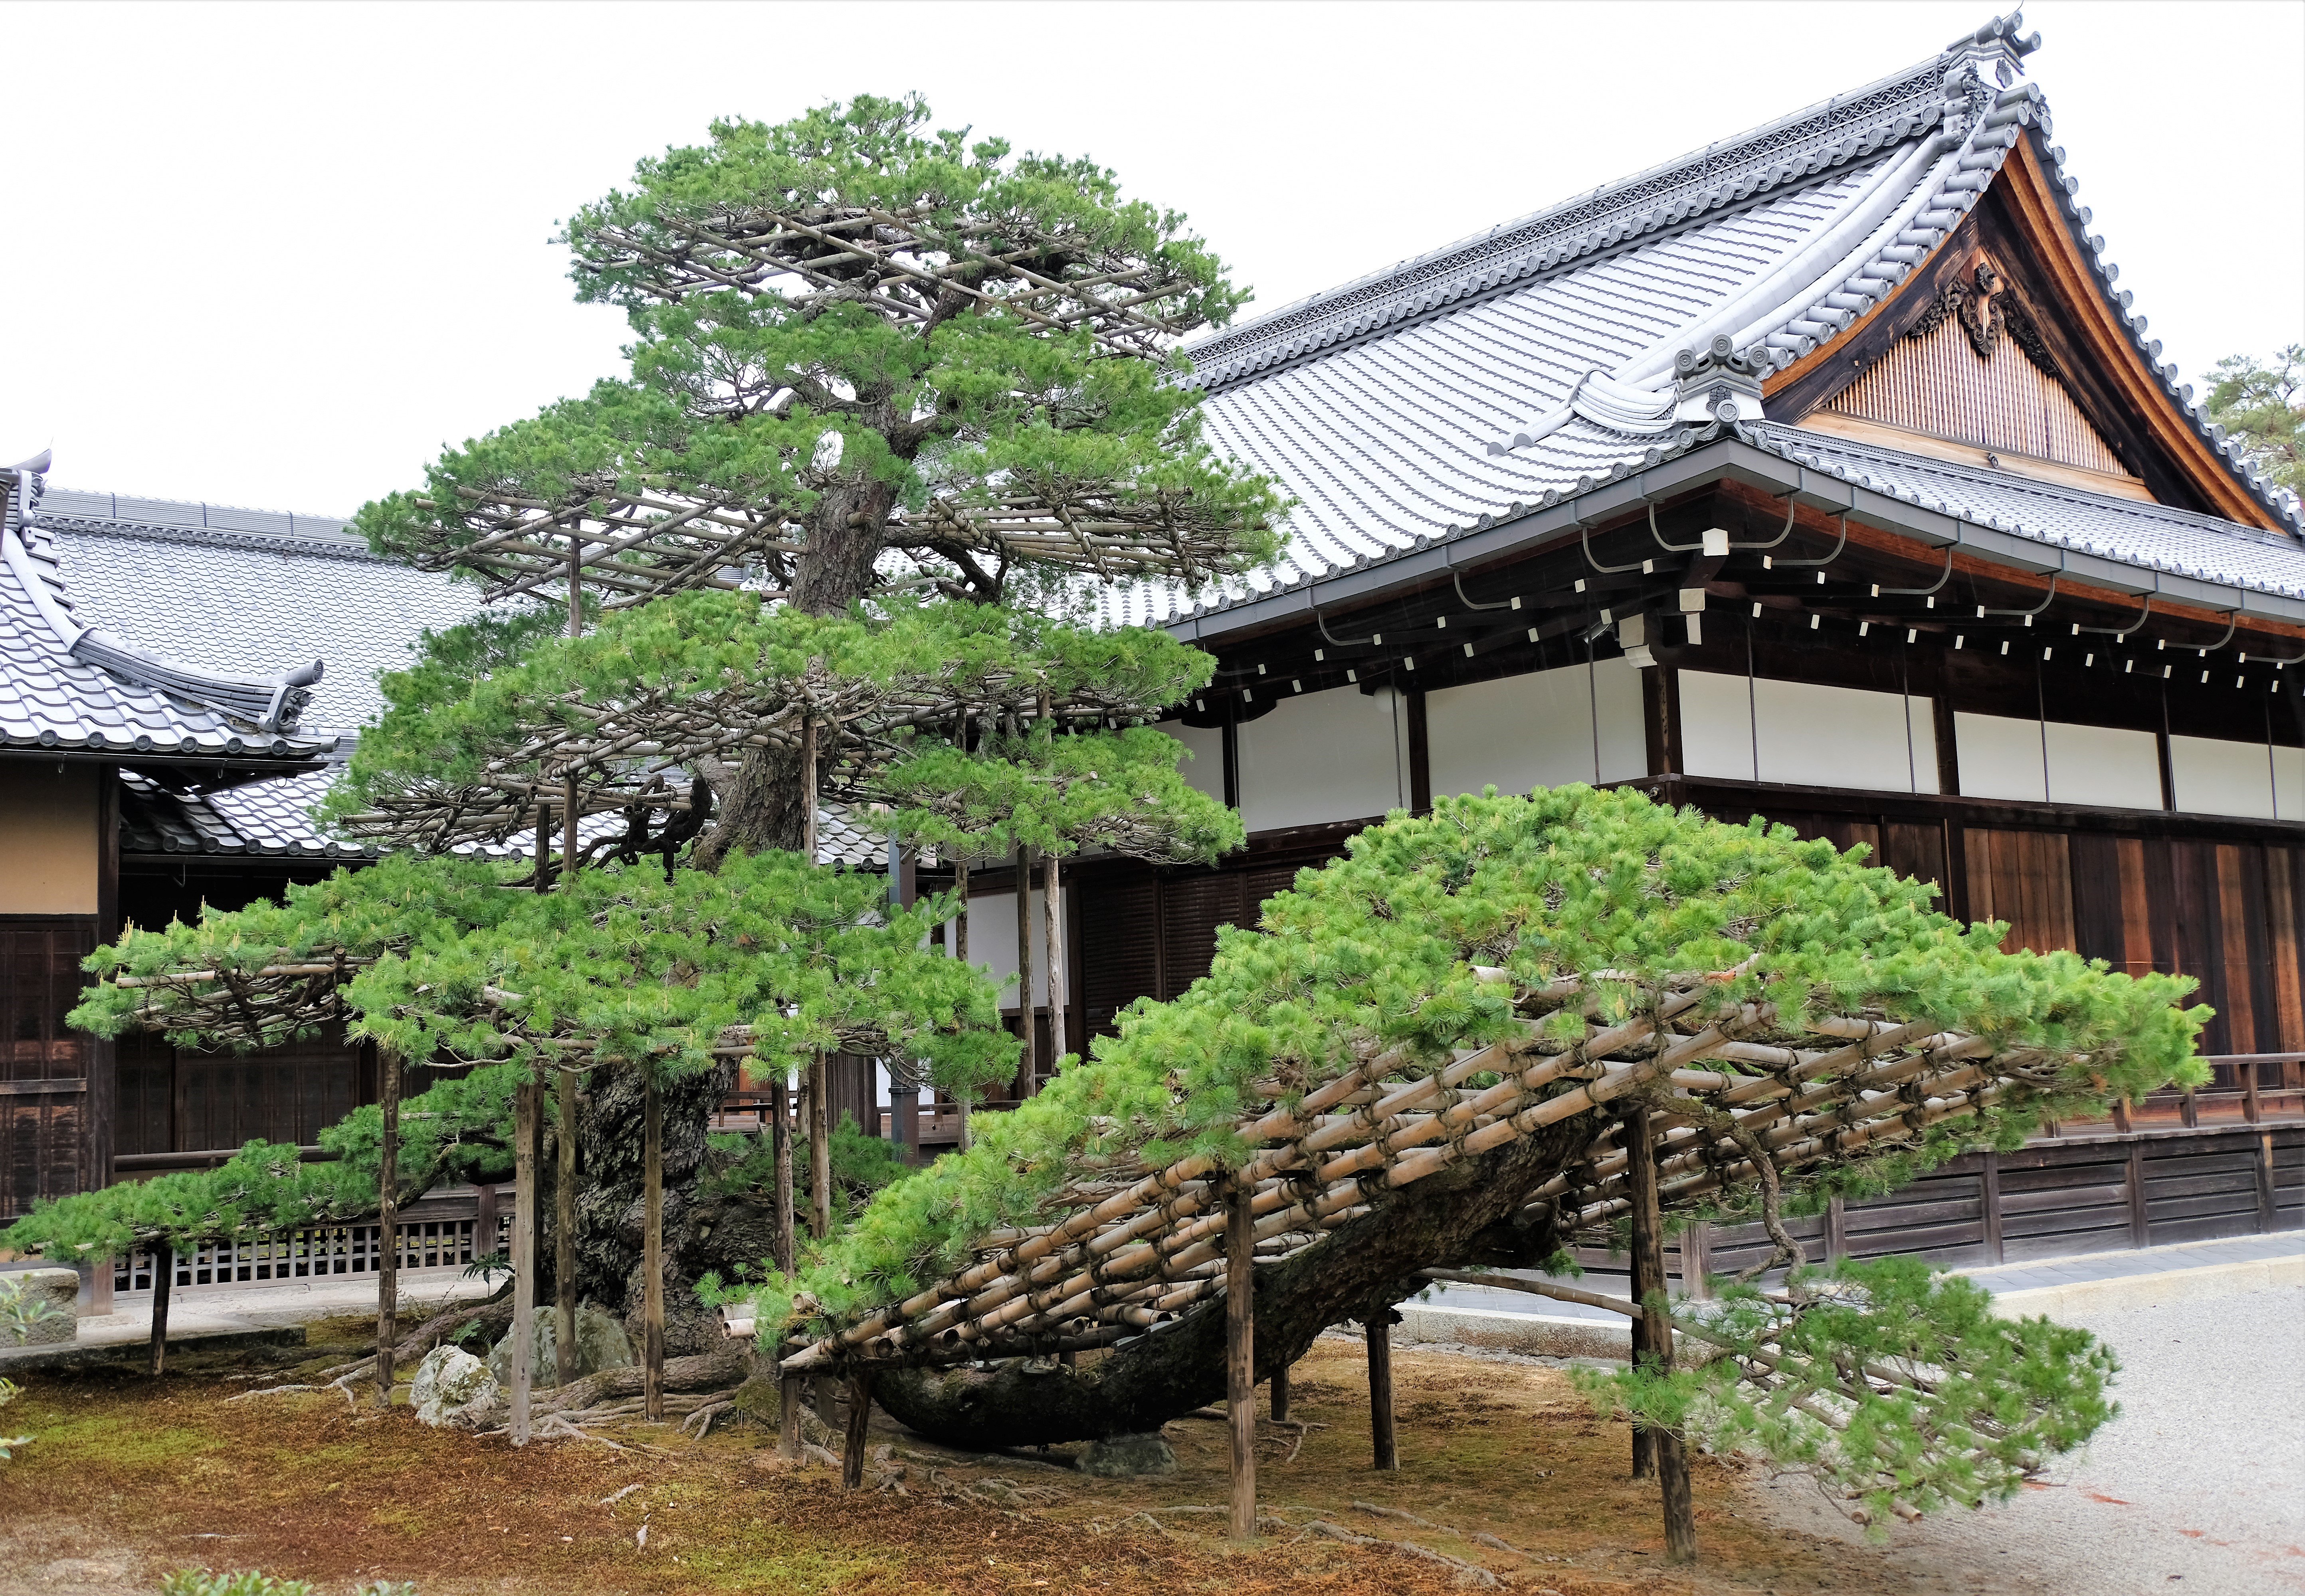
top-left (1672, 338), bottom-right (1768, 426)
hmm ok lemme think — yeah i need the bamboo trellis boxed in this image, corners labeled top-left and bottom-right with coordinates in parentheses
top-left (332, 652), bottom-right (1184, 855)
top-left (774, 966), bottom-right (2050, 1375)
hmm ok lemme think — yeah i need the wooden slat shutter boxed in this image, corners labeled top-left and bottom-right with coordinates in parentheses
top-left (1081, 875), bottom-right (1159, 1041)
top-left (0, 921), bottom-right (96, 1221)
top-left (1158, 874), bottom-right (1240, 1000)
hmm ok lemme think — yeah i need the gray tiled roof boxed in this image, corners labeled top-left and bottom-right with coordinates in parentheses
top-left (2, 474), bottom-right (335, 763)
top-left (1119, 11), bottom-right (2301, 631)
top-left (1745, 423), bottom-right (2305, 601)
top-left (39, 487), bottom-right (485, 734)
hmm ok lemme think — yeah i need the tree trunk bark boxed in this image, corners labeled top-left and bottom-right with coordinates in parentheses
top-left (511, 1076), bottom-right (539, 1446)
top-left (148, 1242), bottom-right (172, 1378)
top-left (1366, 1310), bottom-right (1398, 1472)
top-left (1014, 845), bottom-right (1037, 1094)
top-left (1627, 1100), bottom-right (1698, 1564)
top-left (556, 1069), bottom-right (578, 1387)
top-left (1226, 1174), bottom-right (1257, 1539)
top-left (1045, 850), bottom-right (1068, 1070)
top-left (871, 1113), bottom-right (1591, 1447)
top-left (643, 1077), bottom-right (665, 1422)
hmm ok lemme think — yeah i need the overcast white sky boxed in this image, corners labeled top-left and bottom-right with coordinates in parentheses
top-left (5, 1), bottom-right (2298, 517)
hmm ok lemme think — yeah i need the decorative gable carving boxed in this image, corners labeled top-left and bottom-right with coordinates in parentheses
top-left (1822, 254), bottom-right (2133, 481)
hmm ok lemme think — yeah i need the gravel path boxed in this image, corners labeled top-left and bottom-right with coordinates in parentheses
top-left (1750, 1283), bottom-right (2305, 1596)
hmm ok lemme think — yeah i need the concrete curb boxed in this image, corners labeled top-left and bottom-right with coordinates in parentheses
top-left (1990, 1254), bottom-right (2303, 1319)
top-left (0, 1324), bottom-right (306, 1376)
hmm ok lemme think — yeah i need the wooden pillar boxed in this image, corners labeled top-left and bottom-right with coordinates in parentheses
top-left (375, 1046), bottom-right (400, 1405)
top-left (1225, 1173), bottom-right (1257, 1538)
top-left (1014, 845), bottom-right (1038, 1094)
top-left (1626, 1101), bottom-right (1696, 1564)
top-left (842, 1369), bottom-right (876, 1489)
top-left (1271, 1361), bottom-right (1291, 1424)
top-left (510, 1076), bottom-right (539, 1446)
top-left (147, 1241), bottom-right (172, 1378)
top-left (1045, 849), bottom-right (1069, 1069)
top-left (2257, 1129), bottom-right (2280, 1233)
top-left (555, 1069), bottom-right (577, 1387)
top-left (643, 1075), bottom-right (665, 1422)
top-left (474, 1181), bottom-right (499, 1262)
top-left (2125, 1138), bottom-right (2150, 1247)
top-left (1366, 1308), bottom-right (1397, 1472)
top-left (951, 858), bottom-right (972, 1151)
top-left (1405, 688), bottom-right (1431, 813)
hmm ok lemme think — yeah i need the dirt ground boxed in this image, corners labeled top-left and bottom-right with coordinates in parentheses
top-left (0, 1323), bottom-right (1936, 1596)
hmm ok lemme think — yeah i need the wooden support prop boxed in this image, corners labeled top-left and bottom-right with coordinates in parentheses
top-left (1366, 1307), bottom-right (1397, 1472)
top-left (534, 802), bottom-right (552, 891)
top-left (1626, 1100), bottom-right (1697, 1564)
top-left (148, 1242), bottom-right (172, 1378)
top-left (800, 714), bottom-right (818, 865)
top-left (1045, 849), bottom-right (1068, 1068)
top-left (816, 1374), bottom-right (838, 1430)
top-left (643, 1075), bottom-right (665, 1422)
top-left (555, 1069), bottom-right (577, 1387)
top-left (779, 1373), bottom-right (803, 1461)
top-left (842, 1369), bottom-right (877, 1489)
top-left (376, 1046), bottom-right (401, 1405)
top-left (1271, 1360), bottom-right (1291, 1424)
top-left (951, 857), bottom-right (972, 1150)
top-left (1225, 1173), bottom-right (1257, 1539)
top-left (1014, 844), bottom-right (1038, 1094)
top-left (808, 1052), bottom-right (832, 1240)
top-left (511, 1076), bottom-right (540, 1446)
top-left (770, 1072), bottom-right (795, 1277)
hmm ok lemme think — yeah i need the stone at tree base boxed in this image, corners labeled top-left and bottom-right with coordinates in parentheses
top-left (0, 1269), bottom-right (79, 1345)
top-left (1075, 1432), bottom-right (1177, 1477)
top-left (410, 1345), bottom-right (501, 1428)
top-left (485, 1302), bottom-right (634, 1387)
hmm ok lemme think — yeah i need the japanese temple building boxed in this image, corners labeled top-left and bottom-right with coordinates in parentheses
top-left (3, 10), bottom-right (2297, 1276)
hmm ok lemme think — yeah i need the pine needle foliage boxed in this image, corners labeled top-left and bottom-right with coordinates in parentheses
top-left (1578, 1257), bottom-right (2121, 1529)
top-left (738, 785), bottom-right (2204, 1338)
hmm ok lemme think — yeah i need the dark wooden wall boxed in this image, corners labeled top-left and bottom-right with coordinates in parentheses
top-left (112, 1024), bottom-right (371, 1163)
top-left (0, 920), bottom-right (99, 1222)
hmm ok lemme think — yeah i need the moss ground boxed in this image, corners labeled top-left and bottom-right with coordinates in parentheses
top-left (0, 1331), bottom-right (1929, 1595)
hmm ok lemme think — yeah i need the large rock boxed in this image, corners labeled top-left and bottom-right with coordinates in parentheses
top-left (1076, 1432), bottom-right (1177, 1477)
top-left (0, 1268), bottom-right (79, 1347)
top-left (410, 1345), bottom-right (501, 1428)
top-left (486, 1303), bottom-right (634, 1388)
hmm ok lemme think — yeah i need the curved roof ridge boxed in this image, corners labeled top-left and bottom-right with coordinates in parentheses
top-left (1183, 12), bottom-right (2042, 394)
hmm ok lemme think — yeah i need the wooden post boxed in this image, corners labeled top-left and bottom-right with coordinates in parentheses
top-left (1366, 1308), bottom-right (1397, 1472)
top-left (643, 1075), bottom-right (665, 1422)
top-left (1014, 844), bottom-right (1038, 1095)
top-left (770, 1072), bottom-right (794, 1276)
top-left (2243, 1058), bottom-right (2265, 1124)
top-left (1981, 1150), bottom-right (2005, 1266)
top-left (1271, 1361), bottom-right (1291, 1424)
top-left (147, 1241), bottom-right (172, 1378)
top-left (2181, 1085), bottom-right (2200, 1129)
top-left (376, 1045), bottom-right (401, 1406)
top-left (563, 773), bottom-right (580, 886)
top-left (779, 1370), bottom-right (803, 1461)
top-left (1626, 1101), bottom-right (1696, 1564)
top-left (808, 1052), bottom-right (831, 1240)
top-left (555, 1068), bottom-right (577, 1387)
top-left (1044, 849), bottom-right (1068, 1069)
top-left (2257, 1129), bottom-right (2280, 1233)
top-left (534, 802), bottom-right (552, 891)
top-left (511, 1076), bottom-right (539, 1446)
top-left (842, 1369), bottom-right (876, 1489)
top-left (2125, 1138), bottom-right (2150, 1247)
top-left (800, 715), bottom-right (818, 865)
top-left (474, 1181), bottom-right (499, 1262)
top-left (951, 857), bottom-right (972, 1151)
top-left (1225, 1173), bottom-right (1257, 1539)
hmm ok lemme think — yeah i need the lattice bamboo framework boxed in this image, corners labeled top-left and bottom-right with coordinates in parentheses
top-left (774, 966), bottom-right (2048, 1374)
top-left (332, 655), bottom-right (1182, 855)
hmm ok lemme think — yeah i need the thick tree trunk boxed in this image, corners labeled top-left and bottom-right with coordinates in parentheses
top-left (568, 1056), bottom-right (756, 1356)
top-left (871, 1114), bottom-right (1588, 1447)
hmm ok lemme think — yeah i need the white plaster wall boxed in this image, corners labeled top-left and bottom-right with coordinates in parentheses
top-left (1154, 718), bottom-right (1226, 800)
top-left (1682, 672), bottom-right (1936, 793)
top-left (953, 886), bottom-right (1048, 1006)
top-left (1595, 657), bottom-right (1647, 783)
top-left (2279, 746), bottom-right (2305, 819)
top-left (1954, 712), bottom-right (2048, 803)
top-left (1428, 664), bottom-right (1606, 798)
top-left (2043, 721), bottom-right (2162, 809)
top-left (1235, 684), bottom-right (1406, 832)
top-left (2170, 734), bottom-right (2279, 819)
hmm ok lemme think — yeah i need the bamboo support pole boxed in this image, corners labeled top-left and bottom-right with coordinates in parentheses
top-left (1225, 1173), bottom-right (1257, 1539)
top-left (644, 1076), bottom-right (665, 1423)
top-left (376, 1046), bottom-right (401, 1406)
top-left (555, 1069), bottom-right (577, 1387)
top-left (511, 1076), bottom-right (540, 1446)
top-left (148, 1242), bottom-right (172, 1378)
